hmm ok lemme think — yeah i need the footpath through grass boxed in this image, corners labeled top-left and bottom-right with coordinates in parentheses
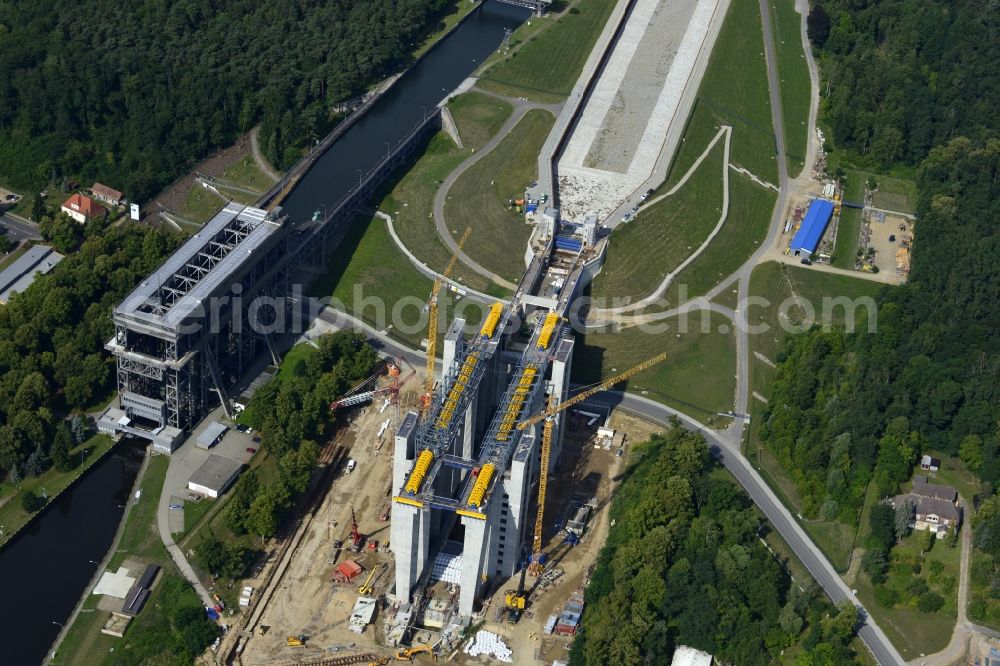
top-left (108, 454), bottom-right (171, 568)
top-left (656, 173), bottom-right (775, 306)
top-left (575, 309), bottom-right (736, 425)
top-left (479, 0), bottom-right (617, 102)
top-left (592, 139), bottom-right (726, 302)
top-left (57, 568), bottom-right (215, 666)
top-left (310, 214), bottom-right (435, 352)
top-left (444, 109), bottom-right (554, 283)
top-left (306, 92), bottom-right (523, 353)
top-left (181, 185), bottom-right (226, 224)
top-left (665, 0), bottom-right (777, 186)
top-left (378, 131), bottom-right (496, 295)
top-left (55, 452), bottom-right (175, 665)
top-left (0, 434), bottom-right (114, 548)
top-left (769, 0), bottom-right (810, 177)
top-left (221, 154), bottom-right (275, 192)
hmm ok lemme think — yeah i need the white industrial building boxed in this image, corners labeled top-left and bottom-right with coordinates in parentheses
top-left (0, 244), bottom-right (64, 304)
top-left (187, 454), bottom-right (243, 498)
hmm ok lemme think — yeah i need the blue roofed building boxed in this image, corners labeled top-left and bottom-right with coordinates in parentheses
top-left (789, 199), bottom-right (835, 258)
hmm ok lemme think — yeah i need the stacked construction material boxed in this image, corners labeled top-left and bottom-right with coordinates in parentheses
top-left (465, 630), bottom-right (513, 662)
top-left (554, 589), bottom-right (586, 636)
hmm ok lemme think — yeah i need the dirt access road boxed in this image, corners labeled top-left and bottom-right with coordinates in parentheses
top-left (238, 386), bottom-right (423, 665)
top-left (473, 411), bottom-right (662, 665)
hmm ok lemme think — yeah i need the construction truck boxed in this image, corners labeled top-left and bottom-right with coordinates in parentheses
top-left (395, 644), bottom-right (436, 661)
top-left (286, 634), bottom-right (306, 647)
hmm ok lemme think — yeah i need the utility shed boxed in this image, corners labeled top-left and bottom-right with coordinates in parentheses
top-left (187, 454), bottom-right (243, 498)
top-left (333, 559), bottom-right (363, 582)
top-left (197, 421), bottom-right (228, 449)
top-left (789, 199), bottom-right (834, 257)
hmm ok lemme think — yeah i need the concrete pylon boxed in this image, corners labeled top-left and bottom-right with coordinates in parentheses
top-left (458, 514), bottom-right (490, 615)
top-left (391, 503), bottom-right (430, 604)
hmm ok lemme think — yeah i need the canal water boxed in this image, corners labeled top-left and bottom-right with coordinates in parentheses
top-left (1, 439), bottom-right (146, 665)
top-left (281, 1), bottom-right (530, 223)
top-left (8, 3), bottom-right (529, 663)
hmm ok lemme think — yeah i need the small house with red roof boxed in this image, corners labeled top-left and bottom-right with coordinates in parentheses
top-left (61, 193), bottom-right (106, 223)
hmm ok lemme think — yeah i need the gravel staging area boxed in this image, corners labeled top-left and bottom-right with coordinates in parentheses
top-left (557, 0), bottom-right (723, 221)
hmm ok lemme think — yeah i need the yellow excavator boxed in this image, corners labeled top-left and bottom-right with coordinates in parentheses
top-left (395, 644), bottom-right (436, 661)
top-left (286, 634), bottom-right (306, 647)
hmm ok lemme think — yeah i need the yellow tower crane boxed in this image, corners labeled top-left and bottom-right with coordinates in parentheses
top-left (518, 352), bottom-right (668, 574)
top-left (423, 227), bottom-right (471, 410)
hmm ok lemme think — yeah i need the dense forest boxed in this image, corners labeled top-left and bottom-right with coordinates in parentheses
top-left (758, 0), bottom-right (1000, 629)
top-left (225, 331), bottom-right (378, 539)
top-left (808, 0), bottom-right (1000, 168)
top-left (0, 0), bottom-right (453, 201)
top-left (0, 223), bottom-right (178, 484)
top-left (760, 135), bottom-right (999, 520)
top-left (570, 426), bottom-right (861, 665)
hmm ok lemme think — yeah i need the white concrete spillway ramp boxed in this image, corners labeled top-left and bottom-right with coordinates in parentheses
top-left (557, 0), bottom-right (726, 221)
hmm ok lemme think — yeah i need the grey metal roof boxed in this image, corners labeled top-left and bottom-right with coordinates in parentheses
top-left (188, 453), bottom-right (243, 492)
top-left (0, 244), bottom-right (64, 303)
top-left (197, 421), bottom-right (228, 446)
top-left (115, 204), bottom-right (282, 331)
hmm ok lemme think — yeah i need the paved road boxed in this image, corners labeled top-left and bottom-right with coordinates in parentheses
top-left (297, 3), bottom-right (906, 661)
top-left (0, 211), bottom-right (42, 245)
top-left (155, 416), bottom-right (226, 609)
top-left (590, 126), bottom-right (732, 317)
top-left (376, 211), bottom-right (504, 305)
top-left (619, 385), bottom-right (901, 664)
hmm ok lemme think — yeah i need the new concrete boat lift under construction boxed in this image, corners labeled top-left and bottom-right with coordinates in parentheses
top-left (389, 236), bottom-right (579, 627)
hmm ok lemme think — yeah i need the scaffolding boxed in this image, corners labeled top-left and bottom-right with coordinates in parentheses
top-left (108, 204), bottom-right (289, 439)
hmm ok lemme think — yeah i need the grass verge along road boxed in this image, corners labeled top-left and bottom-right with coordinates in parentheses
top-left (575, 310), bottom-right (737, 425)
